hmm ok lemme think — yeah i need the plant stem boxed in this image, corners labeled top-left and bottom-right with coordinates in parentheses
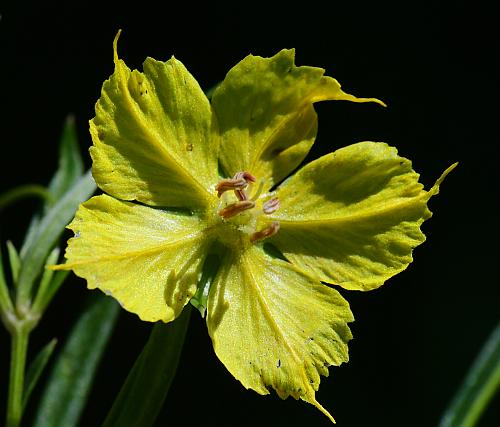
top-left (6, 325), bottom-right (30, 427)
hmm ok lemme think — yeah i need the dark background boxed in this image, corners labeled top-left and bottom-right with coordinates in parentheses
top-left (1, 1), bottom-right (499, 426)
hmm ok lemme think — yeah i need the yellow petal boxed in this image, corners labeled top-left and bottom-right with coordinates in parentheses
top-left (266, 141), bottom-right (457, 290)
top-left (90, 31), bottom-right (218, 209)
top-left (54, 194), bottom-right (210, 322)
top-left (212, 49), bottom-right (383, 188)
top-left (207, 245), bottom-right (353, 423)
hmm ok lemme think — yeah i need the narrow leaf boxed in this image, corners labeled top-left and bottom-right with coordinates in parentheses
top-left (16, 171), bottom-right (96, 307)
top-left (0, 245), bottom-right (14, 319)
top-left (6, 241), bottom-right (21, 285)
top-left (23, 339), bottom-right (57, 409)
top-left (103, 306), bottom-right (191, 427)
top-left (33, 293), bottom-right (119, 427)
top-left (439, 321), bottom-right (500, 427)
top-left (31, 270), bottom-right (69, 315)
top-left (31, 247), bottom-right (60, 314)
top-left (0, 185), bottom-right (52, 212)
top-left (47, 115), bottom-right (84, 206)
top-left (21, 115), bottom-right (83, 257)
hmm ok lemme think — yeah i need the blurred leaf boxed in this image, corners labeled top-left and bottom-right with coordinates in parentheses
top-left (16, 171), bottom-right (96, 307)
top-left (21, 115), bottom-right (83, 258)
top-left (439, 321), bottom-right (500, 427)
top-left (0, 245), bottom-right (14, 320)
top-left (33, 293), bottom-right (119, 427)
top-left (0, 185), bottom-right (52, 212)
top-left (103, 306), bottom-right (191, 427)
top-left (35, 247), bottom-right (60, 297)
top-left (31, 247), bottom-right (67, 315)
top-left (23, 339), bottom-right (57, 409)
top-left (46, 115), bottom-right (84, 206)
top-left (6, 241), bottom-right (21, 285)
top-left (31, 270), bottom-right (69, 315)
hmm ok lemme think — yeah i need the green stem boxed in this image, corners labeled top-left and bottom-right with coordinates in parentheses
top-left (6, 326), bottom-right (30, 427)
top-left (0, 185), bottom-right (53, 211)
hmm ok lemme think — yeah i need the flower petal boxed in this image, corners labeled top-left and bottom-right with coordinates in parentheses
top-left (266, 141), bottom-right (457, 291)
top-left (90, 31), bottom-right (217, 209)
top-left (212, 49), bottom-right (383, 187)
top-left (54, 194), bottom-right (210, 322)
top-left (207, 245), bottom-right (353, 423)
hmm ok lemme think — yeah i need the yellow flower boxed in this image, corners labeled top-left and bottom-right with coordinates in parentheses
top-left (55, 31), bottom-right (455, 422)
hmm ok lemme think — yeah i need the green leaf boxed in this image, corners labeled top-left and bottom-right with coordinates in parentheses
top-left (439, 321), bottom-right (500, 427)
top-left (6, 241), bottom-right (21, 286)
top-left (46, 115), bottom-right (84, 206)
top-left (23, 339), bottom-right (57, 410)
top-left (21, 115), bottom-right (83, 258)
top-left (0, 185), bottom-right (53, 212)
top-left (102, 306), bottom-right (191, 427)
top-left (33, 293), bottom-right (119, 427)
top-left (0, 245), bottom-right (14, 324)
top-left (31, 270), bottom-right (69, 316)
top-left (16, 170), bottom-right (96, 308)
top-left (31, 247), bottom-right (63, 315)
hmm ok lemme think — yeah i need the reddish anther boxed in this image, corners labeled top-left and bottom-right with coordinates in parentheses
top-left (218, 200), bottom-right (256, 219)
top-left (262, 197), bottom-right (280, 214)
top-left (215, 177), bottom-right (247, 198)
top-left (216, 171), bottom-right (257, 199)
top-left (250, 221), bottom-right (280, 243)
top-left (235, 171), bottom-right (256, 183)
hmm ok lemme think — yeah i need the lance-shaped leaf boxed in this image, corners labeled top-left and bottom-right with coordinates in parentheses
top-left (23, 339), bottom-right (57, 409)
top-left (103, 306), bottom-right (191, 427)
top-left (33, 294), bottom-right (119, 427)
top-left (53, 194), bottom-right (210, 322)
top-left (439, 321), bottom-right (500, 427)
top-left (267, 141), bottom-right (457, 291)
top-left (90, 31), bottom-right (217, 209)
top-left (207, 245), bottom-right (353, 423)
top-left (22, 116), bottom-right (83, 257)
top-left (46, 115), bottom-right (84, 206)
top-left (16, 171), bottom-right (96, 306)
top-left (213, 49), bottom-right (384, 187)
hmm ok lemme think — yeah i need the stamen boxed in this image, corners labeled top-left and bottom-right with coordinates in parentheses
top-left (234, 171), bottom-right (256, 183)
top-left (215, 171), bottom-right (256, 198)
top-left (235, 189), bottom-right (248, 201)
top-left (218, 200), bottom-right (255, 219)
top-left (250, 221), bottom-right (280, 243)
top-left (215, 177), bottom-right (247, 198)
top-left (262, 197), bottom-right (280, 214)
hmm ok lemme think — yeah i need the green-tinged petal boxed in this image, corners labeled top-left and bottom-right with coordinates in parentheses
top-left (53, 194), bottom-right (210, 322)
top-left (266, 141), bottom-right (456, 291)
top-left (90, 31), bottom-right (217, 209)
top-left (207, 245), bottom-right (353, 423)
top-left (212, 49), bottom-right (384, 187)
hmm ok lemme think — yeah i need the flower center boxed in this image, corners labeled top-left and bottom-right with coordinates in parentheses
top-left (214, 171), bottom-right (280, 243)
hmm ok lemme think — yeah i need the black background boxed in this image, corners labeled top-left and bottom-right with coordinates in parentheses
top-left (0, 1), bottom-right (499, 426)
